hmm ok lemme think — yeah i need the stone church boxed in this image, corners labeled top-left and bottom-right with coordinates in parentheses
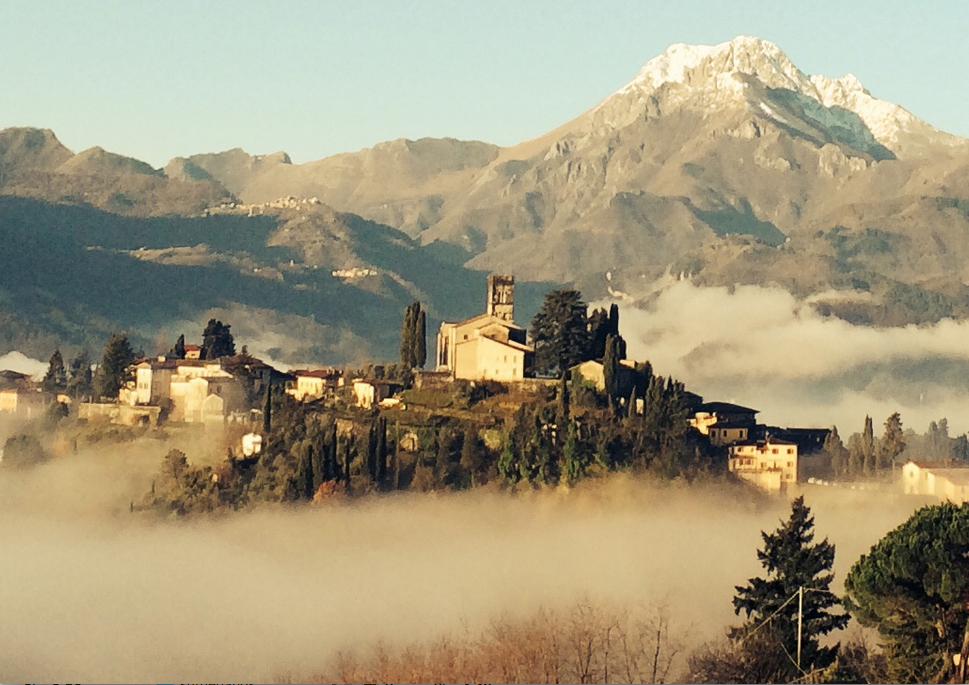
top-left (436, 274), bottom-right (533, 381)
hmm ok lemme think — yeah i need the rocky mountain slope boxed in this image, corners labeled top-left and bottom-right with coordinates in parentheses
top-left (168, 36), bottom-right (969, 322)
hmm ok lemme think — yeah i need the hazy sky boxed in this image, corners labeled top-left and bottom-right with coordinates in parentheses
top-left (3, 1), bottom-right (968, 167)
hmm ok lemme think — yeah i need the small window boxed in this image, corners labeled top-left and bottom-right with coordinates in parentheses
top-left (787, 448), bottom-right (793, 454)
top-left (787, 462), bottom-right (793, 468)
top-left (772, 448), bottom-right (778, 454)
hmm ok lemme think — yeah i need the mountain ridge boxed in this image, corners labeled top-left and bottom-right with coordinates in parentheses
top-left (3, 36), bottom-right (969, 362)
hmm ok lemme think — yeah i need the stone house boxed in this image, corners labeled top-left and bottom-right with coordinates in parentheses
top-left (690, 402), bottom-right (759, 446)
top-left (570, 359), bottom-right (640, 396)
top-left (353, 379), bottom-right (401, 409)
top-left (287, 368), bottom-right (343, 402)
top-left (902, 460), bottom-right (969, 503)
top-left (728, 438), bottom-right (798, 492)
top-left (121, 354), bottom-right (281, 424)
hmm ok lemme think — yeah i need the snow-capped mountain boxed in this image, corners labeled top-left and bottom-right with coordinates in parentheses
top-left (591, 36), bottom-right (963, 157)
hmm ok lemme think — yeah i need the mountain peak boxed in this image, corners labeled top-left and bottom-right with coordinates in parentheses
top-left (622, 36), bottom-right (803, 96)
top-left (595, 35), bottom-right (964, 156)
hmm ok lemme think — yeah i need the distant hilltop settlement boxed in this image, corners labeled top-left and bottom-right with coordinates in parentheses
top-left (1, 273), bottom-right (965, 502)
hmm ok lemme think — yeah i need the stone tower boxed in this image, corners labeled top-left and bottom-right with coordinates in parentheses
top-left (487, 274), bottom-right (515, 322)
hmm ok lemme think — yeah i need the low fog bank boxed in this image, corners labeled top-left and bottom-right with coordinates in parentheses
top-left (0, 446), bottom-right (924, 683)
top-left (618, 281), bottom-right (969, 434)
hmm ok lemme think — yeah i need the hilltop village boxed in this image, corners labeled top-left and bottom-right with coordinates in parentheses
top-left (1, 274), bottom-right (967, 511)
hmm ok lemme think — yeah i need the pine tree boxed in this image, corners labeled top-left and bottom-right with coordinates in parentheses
top-left (201, 319), bottom-right (235, 359)
top-left (731, 496), bottom-right (849, 679)
top-left (530, 288), bottom-right (591, 375)
top-left (66, 349), bottom-right (93, 400)
top-left (172, 334), bottom-right (186, 359)
top-left (822, 426), bottom-right (849, 478)
top-left (844, 502), bottom-right (969, 683)
top-left (93, 333), bottom-right (135, 400)
top-left (879, 412), bottom-right (905, 469)
top-left (42, 349), bottom-right (67, 393)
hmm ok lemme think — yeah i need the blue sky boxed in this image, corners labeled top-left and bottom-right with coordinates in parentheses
top-left (3, 1), bottom-right (967, 167)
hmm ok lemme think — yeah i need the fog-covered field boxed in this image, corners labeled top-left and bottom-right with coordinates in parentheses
top-left (0, 441), bottom-right (924, 683)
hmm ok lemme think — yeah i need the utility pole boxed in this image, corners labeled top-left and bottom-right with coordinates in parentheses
top-left (797, 585), bottom-right (804, 672)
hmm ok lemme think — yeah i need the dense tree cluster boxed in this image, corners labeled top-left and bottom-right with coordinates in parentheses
top-left (822, 411), bottom-right (969, 481)
top-left (530, 290), bottom-right (628, 378)
top-left (200, 319), bottom-right (235, 360)
top-left (497, 367), bottom-right (708, 487)
top-left (0, 434), bottom-right (49, 470)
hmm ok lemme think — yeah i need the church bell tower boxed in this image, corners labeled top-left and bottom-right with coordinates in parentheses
top-left (487, 274), bottom-right (514, 322)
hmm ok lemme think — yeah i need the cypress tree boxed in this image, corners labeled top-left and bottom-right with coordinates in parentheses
top-left (300, 445), bottom-right (316, 499)
top-left (400, 302), bottom-right (418, 369)
top-left (415, 308), bottom-right (426, 369)
top-left (862, 415), bottom-right (875, 475)
top-left (172, 334), bottom-right (186, 359)
top-left (342, 438), bottom-right (351, 484)
top-left (498, 432), bottom-right (517, 483)
top-left (325, 423), bottom-right (338, 481)
top-left (562, 420), bottom-right (581, 485)
top-left (603, 334), bottom-right (619, 405)
top-left (376, 416), bottom-right (388, 483)
top-left (311, 436), bottom-right (325, 491)
top-left (627, 387), bottom-right (637, 421)
top-left (434, 427), bottom-right (453, 488)
top-left (459, 424), bottom-right (483, 488)
top-left (556, 373), bottom-right (570, 428)
top-left (366, 421), bottom-right (378, 481)
top-left (262, 384), bottom-right (272, 434)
